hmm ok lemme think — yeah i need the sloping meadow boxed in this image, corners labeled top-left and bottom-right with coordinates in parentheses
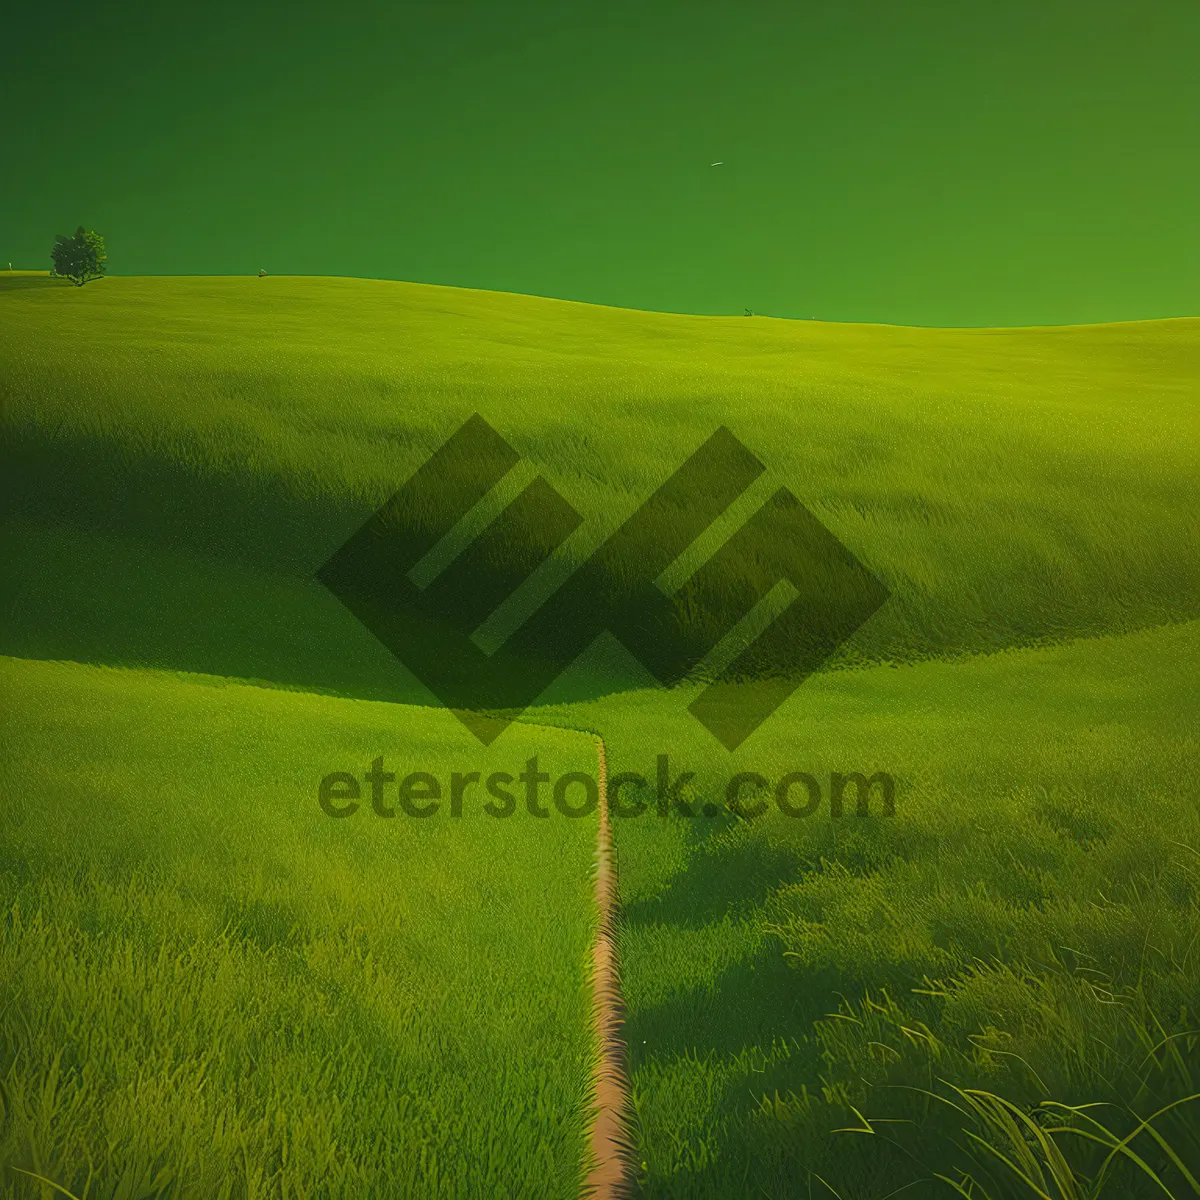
top-left (2, 276), bottom-right (1198, 694)
top-left (2, 275), bottom-right (1199, 1197)
top-left (0, 655), bottom-right (603, 1197)
top-left (534, 620), bottom-right (1200, 1198)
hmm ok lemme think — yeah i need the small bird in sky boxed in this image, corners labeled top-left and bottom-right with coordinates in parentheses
top-left (710, 161), bottom-right (724, 166)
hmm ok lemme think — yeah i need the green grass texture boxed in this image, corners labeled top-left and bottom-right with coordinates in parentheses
top-left (2, 272), bottom-right (1198, 1198)
top-left (535, 618), bottom-right (1200, 1197)
top-left (0, 656), bottom-right (601, 1198)
top-left (2, 274), bottom-right (1198, 689)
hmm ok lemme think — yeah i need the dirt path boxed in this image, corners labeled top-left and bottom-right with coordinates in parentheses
top-left (582, 733), bottom-right (637, 1198)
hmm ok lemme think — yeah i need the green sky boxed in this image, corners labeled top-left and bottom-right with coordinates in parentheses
top-left (4, 0), bottom-right (1198, 325)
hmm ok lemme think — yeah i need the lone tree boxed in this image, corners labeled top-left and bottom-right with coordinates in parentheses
top-left (50, 226), bottom-right (107, 286)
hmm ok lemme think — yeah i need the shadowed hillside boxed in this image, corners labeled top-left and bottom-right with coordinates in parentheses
top-left (3, 275), bottom-right (1197, 704)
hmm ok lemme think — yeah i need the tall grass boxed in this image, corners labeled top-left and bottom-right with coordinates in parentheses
top-left (0, 656), bottom-right (601, 1198)
top-left (533, 619), bottom-right (1200, 1197)
top-left (2, 274), bottom-right (1198, 1196)
top-left (2, 276), bottom-right (1198, 692)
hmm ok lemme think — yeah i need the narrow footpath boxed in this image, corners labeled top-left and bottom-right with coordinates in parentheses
top-left (582, 733), bottom-right (637, 1199)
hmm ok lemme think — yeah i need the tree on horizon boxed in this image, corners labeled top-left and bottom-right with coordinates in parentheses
top-left (50, 226), bottom-right (107, 286)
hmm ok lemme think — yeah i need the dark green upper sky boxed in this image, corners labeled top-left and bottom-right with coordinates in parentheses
top-left (4, 0), bottom-right (1198, 325)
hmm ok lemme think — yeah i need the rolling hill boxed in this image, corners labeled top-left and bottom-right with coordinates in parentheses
top-left (2, 273), bottom-right (1197, 1198)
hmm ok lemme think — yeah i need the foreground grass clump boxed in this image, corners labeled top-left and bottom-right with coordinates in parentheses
top-left (0, 656), bottom-right (600, 1199)
top-left (535, 619), bottom-right (1200, 1197)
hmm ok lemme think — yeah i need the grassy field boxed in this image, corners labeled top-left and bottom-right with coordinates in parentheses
top-left (2, 275), bottom-right (1198, 680)
top-left (535, 619), bottom-right (1200, 1197)
top-left (1, 272), bottom-right (1198, 1197)
top-left (0, 656), bottom-right (601, 1198)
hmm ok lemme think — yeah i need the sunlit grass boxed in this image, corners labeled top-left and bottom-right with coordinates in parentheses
top-left (2, 274), bottom-right (1198, 1196)
top-left (534, 619), bottom-right (1200, 1197)
top-left (0, 656), bottom-right (601, 1198)
top-left (2, 276), bottom-right (1197, 683)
